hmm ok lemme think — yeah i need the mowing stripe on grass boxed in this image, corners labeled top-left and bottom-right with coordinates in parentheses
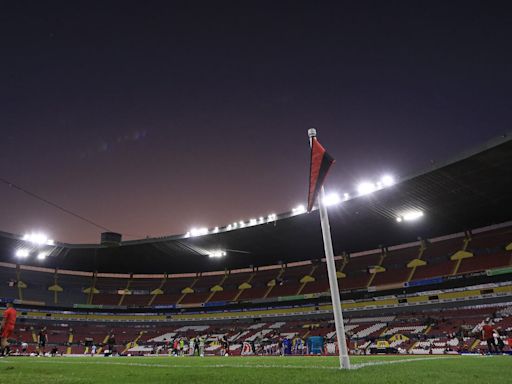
top-left (3, 356), bottom-right (455, 371)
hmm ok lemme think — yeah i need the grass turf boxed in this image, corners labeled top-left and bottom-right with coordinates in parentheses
top-left (1, 355), bottom-right (511, 383)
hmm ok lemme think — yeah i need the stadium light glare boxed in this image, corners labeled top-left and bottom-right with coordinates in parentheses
top-left (403, 210), bottom-right (424, 221)
top-left (267, 213), bottom-right (277, 222)
top-left (381, 175), bottom-right (395, 187)
top-left (239, 221), bottom-right (246, 228)
top-left (357, 182), bottom-right (376, 196)
top-left (15, 249), bottom-right (29, 258)
top-left (23, 232), bottom-right (54, 246)
top-left (207, 250), bottom-right (226, 258)
top-left (397, 210), bottom-right (424, 222)
top-left (259, 217), bottom-right (264, 223)
top-left (213, 227), bottom-right (219, 233)
top-left (292, 204), bottom-right (306, 215)
top-left (322, 193), bottom-right (341, 207)
top-left (343, 193), bottom-right (350, 200)
top-left (37, 252), bottom-right (47, 260)
top-left (249, 218), bottom-right (257, 225)
top-left (189, 227), bottom-right (208, 237)
top-left (226, 224), bottom-right (232, 230)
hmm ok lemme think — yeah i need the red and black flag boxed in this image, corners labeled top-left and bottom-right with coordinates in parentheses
top-left (307, 137), bottom-right (335, 212)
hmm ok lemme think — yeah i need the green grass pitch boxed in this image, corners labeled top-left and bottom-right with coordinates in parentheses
top-left (1, 355), bottom-right (511, 383)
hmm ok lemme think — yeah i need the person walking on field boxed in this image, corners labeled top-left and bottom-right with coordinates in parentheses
top-left (38, 326), bottom-right (49, 356)
top-left (482, 320), bottom-right (496, 354)
top-left (199, 336), bottom-right (205, 357)
top-left (0, 302), bottom-right (17, 357)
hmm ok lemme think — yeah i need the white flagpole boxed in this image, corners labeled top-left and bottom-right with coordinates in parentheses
top-left (308, 128), bottom-right (351, 370)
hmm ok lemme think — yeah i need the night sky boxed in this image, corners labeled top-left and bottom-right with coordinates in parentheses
top-left (0, 1), bottom-right (510, 243)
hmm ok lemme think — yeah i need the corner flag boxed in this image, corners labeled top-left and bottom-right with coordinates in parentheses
top-left (307, 128), bottom-right (351, 370)
top-left (307, 137), bottom-right (335, 212)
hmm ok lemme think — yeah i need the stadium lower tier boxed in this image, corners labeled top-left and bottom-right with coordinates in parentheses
top-left (5, 302), bottom-right (512, 357)
top-left (1, 223), bottom-right (511, 309)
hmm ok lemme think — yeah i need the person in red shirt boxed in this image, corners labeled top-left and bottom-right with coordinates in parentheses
top-left (481, 320), bottom-right (496, 354)
top-left (1, 302), bottom-right (17, 356)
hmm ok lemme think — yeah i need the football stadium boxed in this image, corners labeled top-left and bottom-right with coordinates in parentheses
top-left (2, 1), bottom-right (512, 383)
top-left (1, 135), bottom-right (512, 382)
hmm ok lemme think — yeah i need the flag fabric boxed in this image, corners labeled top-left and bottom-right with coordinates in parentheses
top-left (307, 137), bottom-right (335, 211)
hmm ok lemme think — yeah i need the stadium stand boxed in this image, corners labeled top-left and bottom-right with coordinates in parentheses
top-left (1, 222), bottom-right (511, 308)
top-left (5, 302), bottom-right (511, 356)
top-left (1, 137), bottom-right (512, 359)
top-left (2, 236), bottom-right (512, 356)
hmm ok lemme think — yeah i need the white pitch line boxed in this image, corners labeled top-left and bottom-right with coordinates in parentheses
top-left (2, 356), bottom-right (455, 371)
top-left (2, 359), bottom-right (337, 370)
top-left (351, 356), bottom-right (457, 370)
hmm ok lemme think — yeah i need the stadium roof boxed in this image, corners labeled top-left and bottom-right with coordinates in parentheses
top-left (1, 134), bottom-right (511, 273)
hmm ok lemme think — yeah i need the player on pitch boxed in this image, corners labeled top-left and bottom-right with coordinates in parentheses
top-left (0, 302), bottom-right (17, 357)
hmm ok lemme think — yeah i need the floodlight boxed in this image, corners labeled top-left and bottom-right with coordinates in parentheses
top-left (396, 210), bottom-right (424, 222)
top-left (259, 217), bottom-right (264, 223)
top-left (15, 249), bottom-right (29, 258)
top-left (357, 182), bottom-right (376, 196)
top-left (249, 218), bottom-right (257, 225)
top-left (239, 221), bottom-right (245, 228)
top-left (343, 193), bottom-right (350, 200)
top-left (37, 252), bottom-right (47, 260)
top-left (208, 250), bottom-right (226, 258)
top-left (381, 175), bottom-right (395, 187)
top-left (33, 233), bottom-right (47, 244)
top-left (23, 232), bottom-right (53, 246)
top-left (226, 224), bottom-right (232, 230)
top-left (213, 227), bottom-right (219, 233)
top-left (189, 227), bottom-right (208, 237)
top-left (322, 193), bottom-right (341, 207)
top-left (292, 205), bottom-right (306, 214)
top-left (403, 210), bottom-right (424, 221)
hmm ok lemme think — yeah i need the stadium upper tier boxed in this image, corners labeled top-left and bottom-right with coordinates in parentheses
top-left (1, 222), bottom-right (510, 308)
top-left (0, 135), bottom-right (511, 273)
